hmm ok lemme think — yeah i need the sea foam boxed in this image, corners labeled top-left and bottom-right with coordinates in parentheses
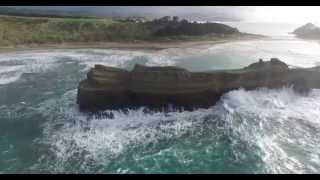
top-left (34, 86), bottom-right (320, 173)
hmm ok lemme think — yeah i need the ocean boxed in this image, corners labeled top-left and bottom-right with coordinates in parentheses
top-left (0, 22), bottom-right (320, 173)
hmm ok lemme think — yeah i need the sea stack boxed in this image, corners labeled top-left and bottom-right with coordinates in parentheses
top-left (77, 58), bottom-right (320, 112)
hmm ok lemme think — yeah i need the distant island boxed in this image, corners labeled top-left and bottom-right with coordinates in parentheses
top-left (292, 23), bottom-right (320, 39)
top-left (0, 15), bottom-right (265, 50)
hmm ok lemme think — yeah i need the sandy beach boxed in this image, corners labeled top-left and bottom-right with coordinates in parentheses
top-left (0, 36), bottom-right (267, 53)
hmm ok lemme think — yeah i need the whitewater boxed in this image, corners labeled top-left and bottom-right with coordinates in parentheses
top-left (1, 23), bottom-right (320, 173)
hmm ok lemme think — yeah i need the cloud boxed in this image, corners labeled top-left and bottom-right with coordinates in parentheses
top-left (5, 6), bottom-right (251, 21)
top-left (5, 6), bottom-right (320, 24)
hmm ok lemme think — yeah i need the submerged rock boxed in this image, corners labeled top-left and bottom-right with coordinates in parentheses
top-left (77, 58), bottom-right (320, 112)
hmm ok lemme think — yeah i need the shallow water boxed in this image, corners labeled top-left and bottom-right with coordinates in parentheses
top-left (1, 37), bottom-right (320, 173)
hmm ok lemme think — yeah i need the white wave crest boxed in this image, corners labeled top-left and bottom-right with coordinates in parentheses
top-left (35, 86), bottom-right (320, 173)
top-left (35, 89), bottom-right (215, 172)
top-left (221, 87), bottom-right (320, 173)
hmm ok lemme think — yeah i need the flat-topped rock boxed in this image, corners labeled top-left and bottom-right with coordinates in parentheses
top-left (77, 58), bottom-right (320, 112)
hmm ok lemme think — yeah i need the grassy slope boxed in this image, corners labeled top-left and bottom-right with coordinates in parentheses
top-left (0, 15), bottom-right (262, 47)
top-left (0, 15), bottom-right (150, 46)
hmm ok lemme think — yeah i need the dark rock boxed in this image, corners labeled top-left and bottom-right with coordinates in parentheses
top-left (77, 58), bottom-right (320, 112)
top-left (244, 58), bottom-right (288, 70)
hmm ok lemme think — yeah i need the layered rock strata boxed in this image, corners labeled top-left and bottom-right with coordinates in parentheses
top-left (77, 58), bottom-right (320, 111)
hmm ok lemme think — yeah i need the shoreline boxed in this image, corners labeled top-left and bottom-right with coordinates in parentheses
top-left (0, 36), bottom-right (268, 53)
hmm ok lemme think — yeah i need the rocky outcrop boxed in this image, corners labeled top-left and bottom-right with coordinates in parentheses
top-left (292, 23), bottom-right (320, 39)
top-left (77, 58), bottom-right (320, 112)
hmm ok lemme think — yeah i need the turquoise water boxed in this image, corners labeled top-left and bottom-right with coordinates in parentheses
top-left (1, 38), bottom-right (320, 173)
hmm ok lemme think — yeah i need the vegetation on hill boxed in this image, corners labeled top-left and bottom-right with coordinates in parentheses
top-left (0, 15), bottom-right (256, 47)
top-left (148, 16), bottom-right (239, 37)
top-left (0, 7), bottom-right (95, 19)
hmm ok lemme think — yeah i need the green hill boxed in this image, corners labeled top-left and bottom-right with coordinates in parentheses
top-left (0, 15), bottom-right (258, 47)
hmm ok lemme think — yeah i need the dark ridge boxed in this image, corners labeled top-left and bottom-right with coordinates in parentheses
top-left (77, 58), bottom-right (320, 112)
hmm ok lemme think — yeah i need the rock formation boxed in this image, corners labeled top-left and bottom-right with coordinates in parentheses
top-left (292, 23), bottom-right (320, 39)
top-left (77, 58), bottom-right (320, 112)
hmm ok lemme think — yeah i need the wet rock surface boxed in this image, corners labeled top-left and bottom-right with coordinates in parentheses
top-left (77, 58), bottom-right (320, 112)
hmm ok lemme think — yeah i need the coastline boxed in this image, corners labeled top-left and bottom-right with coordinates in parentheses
top-left (0, 36), bottom-right (268, 53)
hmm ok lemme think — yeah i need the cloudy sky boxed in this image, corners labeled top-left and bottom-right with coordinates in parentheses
top-left (5, 6), bottom-right (320, 24)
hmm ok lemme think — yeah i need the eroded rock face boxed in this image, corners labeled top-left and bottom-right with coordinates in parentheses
top-left (77, 58), bottom-right (320, 112)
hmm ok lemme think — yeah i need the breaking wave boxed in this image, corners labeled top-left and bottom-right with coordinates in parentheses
top-left (1, 38), bottom-right (320, 173)
top-left (0, 49), bottom-right (177, 85)
top-left (32, 87), bottom-right (320, 173)
top-left (1, 38), bottom-right (320, 85)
